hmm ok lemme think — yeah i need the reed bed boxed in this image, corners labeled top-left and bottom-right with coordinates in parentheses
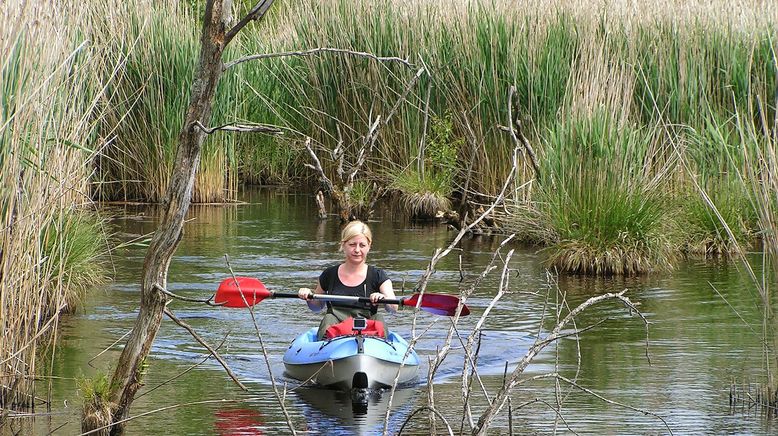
top-left (1, 1), bottom-right (108, 409)
top-left (242, 0), bottom-right (773, 187)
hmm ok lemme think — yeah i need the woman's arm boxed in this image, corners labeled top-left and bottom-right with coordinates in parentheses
top-left (370, 280), bottom-right (398, 313)
top-left (298, 283), bottom-right (326, 312)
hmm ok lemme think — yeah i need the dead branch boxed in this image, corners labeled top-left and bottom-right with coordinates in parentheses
top-left (472, 290), bottom-right (651, 434)
top-left (224, 255), bottom-right (297, 434)
top-left (381, 322), bottom-right (437, 436)
top-left (384, 66), bottom-right (425, 126)
top-left (163, 307), bottom-right (247, 391)
top-left (314, 190), bottom-right (327, 219)
top-left (504, 85), bottom-right (540, 181)
top-left (402, 155), bottom-right (523, 431)
top-left (396, 406), bottom-right (454, 436)
top-left (106, 0), bottom-right (263, 430)
top-left (304, 137), bottom-right (334, 194)
top-left (458, 244), bottom-right (516, 431)
top-left (224, 0), bottom-right (274, 45)
top-left (191, 120), bottom-right (283, 135)
top-left (136, 333), bottom-right (231, 399)
top-left (155, 283), bottom-right (221, 306)
top-left (224, 47), bottom-right (413, 70)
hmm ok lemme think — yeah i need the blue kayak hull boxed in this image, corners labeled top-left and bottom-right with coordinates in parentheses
top-left (282, 328), bottom-right (420, 390)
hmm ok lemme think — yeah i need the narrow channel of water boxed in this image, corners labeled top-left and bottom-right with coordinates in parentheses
top-left (10, 188), bottom-right (774, 435)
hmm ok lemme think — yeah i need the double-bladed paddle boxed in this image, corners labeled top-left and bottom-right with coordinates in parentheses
top-left (214, 276), bottom-right (470, 317)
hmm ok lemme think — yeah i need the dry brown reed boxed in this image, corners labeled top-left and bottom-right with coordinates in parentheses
top-left (1, 0), bottom-right (109, 410)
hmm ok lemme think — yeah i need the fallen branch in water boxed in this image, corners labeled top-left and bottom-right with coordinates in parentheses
top-left (163, 308), bottom-right (246, 391)
top-left (396, 405), bottom-right (454, 436)
top-left (472, 290), bottom-right (656, 435)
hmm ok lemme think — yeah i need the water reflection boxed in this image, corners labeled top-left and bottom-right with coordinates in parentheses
top-left (294, 387), bottom-right (417, 435)
top-left (214, 408), bottom-right (266, 435)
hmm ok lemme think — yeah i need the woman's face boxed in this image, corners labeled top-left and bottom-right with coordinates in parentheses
top-left (342, 234), bottom-right (371, 264)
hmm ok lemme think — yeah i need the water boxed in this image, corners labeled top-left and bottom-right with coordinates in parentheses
top-left (8, 188), bottom-right (775, 435)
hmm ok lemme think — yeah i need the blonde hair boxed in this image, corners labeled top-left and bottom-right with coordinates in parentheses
top-left (340, 220), bottom-right (372, 249)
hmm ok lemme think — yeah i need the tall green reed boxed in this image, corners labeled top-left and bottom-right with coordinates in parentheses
top-left (94, 0), bottom-right (239, 202)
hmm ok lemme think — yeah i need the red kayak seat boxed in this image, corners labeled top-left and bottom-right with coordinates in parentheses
top-left (325, 317), bottom-right (385, 339)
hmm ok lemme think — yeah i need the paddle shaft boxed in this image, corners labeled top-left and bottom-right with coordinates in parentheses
top-left (271, 291), bottom-right (404, 306)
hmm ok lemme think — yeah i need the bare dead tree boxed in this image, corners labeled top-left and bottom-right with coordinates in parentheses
top-left (303, 65), bottom-right (426, 222)
top-left (99, 1), bottom-right (277, 434)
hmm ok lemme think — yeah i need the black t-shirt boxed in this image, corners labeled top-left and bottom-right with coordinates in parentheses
top-left (318, 264), bottom-right (390, 310)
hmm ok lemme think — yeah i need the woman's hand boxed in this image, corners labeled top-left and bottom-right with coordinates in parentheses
top-left (298, 287), bottom-right (313, 300)
top-left (369, 292), bottom-right (385, 304)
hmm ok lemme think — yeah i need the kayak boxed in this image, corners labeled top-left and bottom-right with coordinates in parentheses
top-left (282, 327), bottom-right (420, 390)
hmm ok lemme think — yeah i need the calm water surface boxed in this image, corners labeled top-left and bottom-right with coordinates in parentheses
top-left (14, 188), bottom-right (776, 435)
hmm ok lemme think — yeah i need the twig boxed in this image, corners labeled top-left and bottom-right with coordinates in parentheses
top-left (225, 47), bottom-right (413, 70)
top-left (224, 0), bottom-right (275, 46)
top-left (396, 406), bottom-right (454, 436)
top-left (284, 360), bottom-right (334, 392)
top-left (384, 66), bottom-right (426, 126)
top-left (224, 255), bottom-right (297, 435)
top-left (155, 283), bottom-right (222, 306)
top-left (136, 333), bottom-right (231, 399)
top-left (511, 397), bottom-right (579, 435)
top-left (556, 375), bottom-right (673, 434)
top-left (191, 120), bottom-right (283, 135)
top-left (88, 329), bottom-right (132, 368)
top-left (164, 308), bottom-right (247, 391)
top-left (381, 322), bottom-right (436, 435)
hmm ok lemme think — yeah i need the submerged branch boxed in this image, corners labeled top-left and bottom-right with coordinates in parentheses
top-left (397, 406), bottom-right (454, 436)
top-left (473, 290), bottom-right (653, 434)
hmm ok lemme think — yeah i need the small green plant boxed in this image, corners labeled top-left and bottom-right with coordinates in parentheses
top-left (391, 113), bottom-right (460, 219)
top-left (391, 170), bottom-right (452, 218)
top-left (77, 373), bottom-right (111, 403)
top-left (424, 112), bottom-right (461, 180)
top-left (680, 183), bottom-right (755, 255)
top-left (79, 373), bottom-right (113, 436)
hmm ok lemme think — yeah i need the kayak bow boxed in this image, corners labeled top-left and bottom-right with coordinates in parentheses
top-left (282, 328), bottom-right (420, 390)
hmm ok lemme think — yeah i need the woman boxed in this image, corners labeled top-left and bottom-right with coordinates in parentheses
top-left (298, 220), bottom-right (397, 340)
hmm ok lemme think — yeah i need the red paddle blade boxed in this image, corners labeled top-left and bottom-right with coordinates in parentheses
top-left (215, 277), bottom-right (271, 307)
top-left (404, 293), bottom-right (470, 317)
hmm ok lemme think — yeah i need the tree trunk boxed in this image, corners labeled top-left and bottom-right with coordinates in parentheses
top-left (103, 1), bottom-right (230, 433)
